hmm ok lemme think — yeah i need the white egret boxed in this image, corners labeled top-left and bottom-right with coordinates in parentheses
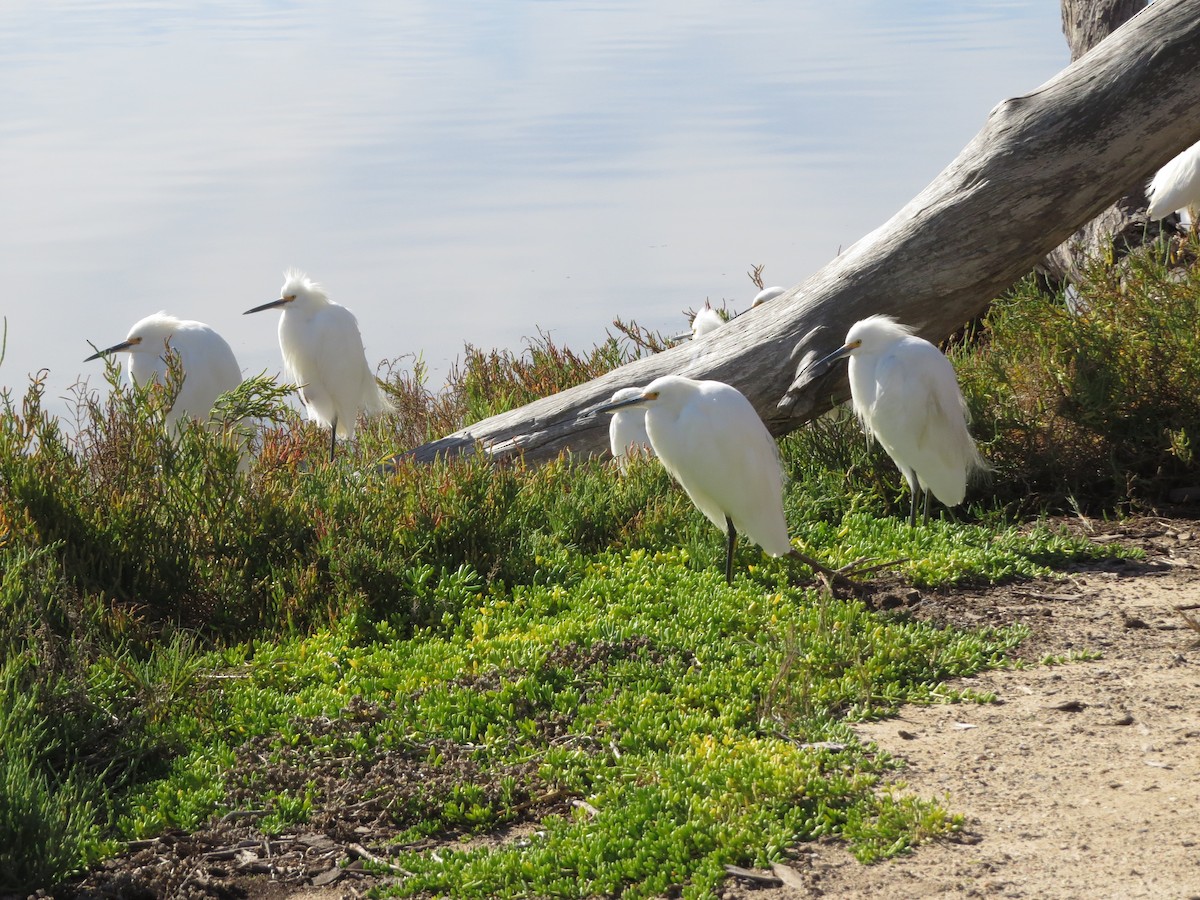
top-left (751, 286), bottom-right (787, 307)
top-left (244, 270), bottom-right (392, 460)
top-left (690, 305), bottom-right (726, 338)
top-left (605, 387), bottom-right (655, 471)
top-left (84, 312), bottom-right (242, 426)
top-left (672, 287), bottom-right (786, 342)
top-left (1147, 139), bottom-right (1200, 227)
top-left (594, 375), bottom-right (841, 584)
top-left (671, 303), bottom-right (727, 342)
top-left (810, 315), bottom-right (986, 525)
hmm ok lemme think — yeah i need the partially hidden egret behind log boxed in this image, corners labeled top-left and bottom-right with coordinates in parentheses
top-left (809, 315), bottom-right (987, 525)
top-left (244, 270), bottom-right (393, 461)
top-left (1147, 139), bottom-right (1200, 228)
top-left (671, 302), bottom-right (726, 342)
top-left (751, 286), bottom-right (787, 307)
top-left (671, 286), bottom-right (785, 342)
top-left (84, 312), bottom-right (242, 427)
top-left (593, 375), bottom-right (842, 584)
top-left (605, 387), bottom-right (655, 471)
top-left (689, 305), bottom-right (726, 338)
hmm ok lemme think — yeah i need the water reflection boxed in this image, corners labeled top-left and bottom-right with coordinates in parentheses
top-left (0, 2), bottom-right (1067, 421)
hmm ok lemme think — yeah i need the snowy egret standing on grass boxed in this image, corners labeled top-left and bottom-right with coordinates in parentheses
top-left (244, 271), bottom-right (392, 461)
top-left (594, 375), bottom-right (842, 584)
top-left (809, 315), bottom-right (986, 525)
top-left (84, 313), bottom-right (242, 426)
top-left (1148, 140), bottom-right (1200, 229)
top-left (605, 387), bottom-right (655, 471)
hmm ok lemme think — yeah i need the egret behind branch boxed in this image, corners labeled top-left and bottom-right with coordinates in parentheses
top-left (84, 312), bottom-right (242, 426)
top-left (245, 270), bottom-right (392, 461)
top-left (751, 286), bottom-right (787, 307)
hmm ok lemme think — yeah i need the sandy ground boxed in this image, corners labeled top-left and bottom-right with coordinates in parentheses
top-left (723, 517), bottom-right (1200, 899)
top-left (47, 517), bottom-right (1200, 900)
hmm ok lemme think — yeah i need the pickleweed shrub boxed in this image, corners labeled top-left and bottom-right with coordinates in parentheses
top-left (0, 653), bottom-right (120, 893)
top-left (954, 246), bottom-right (1200, 511)
top-left (450, 330), bottom-right (628, 425)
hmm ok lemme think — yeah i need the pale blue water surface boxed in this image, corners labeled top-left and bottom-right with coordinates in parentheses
top-left (0, 2), bottom-right (1068, 421)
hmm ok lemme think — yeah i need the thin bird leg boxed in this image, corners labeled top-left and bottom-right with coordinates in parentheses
top-left (908, 486), bottom-right (919, 528)
top-left (724, 516), bottom-right (737, 585)
top-left (329, 416), bottom-right (338, 462)
top-left (922, 486), bottom-right (932, 525)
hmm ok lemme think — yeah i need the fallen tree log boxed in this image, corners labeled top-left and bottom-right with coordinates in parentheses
top-left (1040, 0), bottom-right (1155, 288)
top-left (407, 0), bottom-right (1200, 466)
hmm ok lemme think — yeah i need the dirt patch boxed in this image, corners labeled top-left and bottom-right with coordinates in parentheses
top-left (724, 516), bottom-right (1200, 899)
top-left (44, 517), bottom-right (1200, 899)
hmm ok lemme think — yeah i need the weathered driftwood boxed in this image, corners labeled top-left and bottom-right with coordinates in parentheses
top-left (407, 0), bottom-right (1200, 466)
top-left (1041, 0), bottom-right (1154, 287)
top-left (1061, 0), bottom-right (1146, 59)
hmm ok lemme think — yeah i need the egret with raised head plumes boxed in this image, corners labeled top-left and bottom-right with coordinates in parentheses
top-left (689, 305), bottom-right (725, 338)
top-left (244, 270), bottom-right (392, 460)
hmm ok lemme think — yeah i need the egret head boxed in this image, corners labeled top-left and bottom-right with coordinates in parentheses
top-left (593, 385), bottom-right (659, 417)
top-left (591, 376), bottom-right (705, 419)
top-left (807, 314), bottom-right (914, 372)
top-left (244, 269), bottom-right (328, 315)
top-left (84, 312), bottom-right (181, 361)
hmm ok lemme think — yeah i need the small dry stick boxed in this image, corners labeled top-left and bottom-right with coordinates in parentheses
top-left (348, 843), bottom-right (414, 877)
top-left (1173, 605), bottom-right (1200, 647)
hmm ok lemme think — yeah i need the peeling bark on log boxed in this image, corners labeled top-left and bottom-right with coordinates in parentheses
top-left (1041, 0), bottom-right (1152, 287)
top-left (406, 0), bottom-right (1200, 467)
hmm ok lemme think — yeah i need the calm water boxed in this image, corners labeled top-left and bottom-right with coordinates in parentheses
top-left (0, 2), bottom-right (1067, 420)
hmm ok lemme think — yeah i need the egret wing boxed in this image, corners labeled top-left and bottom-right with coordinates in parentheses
top-left (296, 304), bottom-right (388, 437)
top-left (650, 384), bottom-right (792, 555)
top-left (1149, 143), bottom-right (1200, 219)
top-left (870, 338), bottom-right (978, 504)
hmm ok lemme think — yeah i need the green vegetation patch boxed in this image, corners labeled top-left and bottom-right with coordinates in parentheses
top-left (108, 546), bottom-right (1060, 897)
top-left (0, 249), bottom-right (1170, 894)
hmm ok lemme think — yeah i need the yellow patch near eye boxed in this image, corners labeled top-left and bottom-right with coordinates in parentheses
top-left (645, 391), bottom-right (660, 400)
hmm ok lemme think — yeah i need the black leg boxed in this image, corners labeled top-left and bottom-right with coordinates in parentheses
top-left (922, 487), bottom-right (932, 525)
top-left (724, 515), bottom-right (737, 584)
top-left (329, 416), bottom-right (338, 462)
top-left (908, 487), bottom-right (919, 528)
